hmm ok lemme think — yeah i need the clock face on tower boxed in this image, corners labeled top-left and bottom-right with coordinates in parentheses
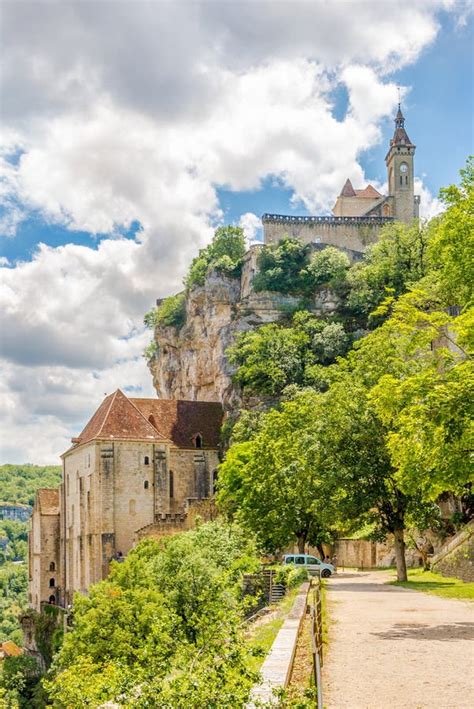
top-left (400, 162), bottom-right (408, 173)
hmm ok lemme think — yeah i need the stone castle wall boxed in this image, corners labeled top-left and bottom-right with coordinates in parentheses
top-left (262, 215), bottom-right (392, 254)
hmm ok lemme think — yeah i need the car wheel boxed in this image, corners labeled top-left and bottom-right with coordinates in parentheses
top-left (321, 569), bottom-right (331, 578)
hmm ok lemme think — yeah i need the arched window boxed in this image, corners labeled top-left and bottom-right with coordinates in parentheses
top-left (212, 470), bottom-right (218, 495)
top-left (144, 480), bottom-right (149, 489)
top-left (49, 578), bottom-right (55, 588)
top-left (49, 595), bottom-right (56, 605)
top-left (169, 470), bottom-right (174, 499)
top-left (195, 434), bottom-right (203, 449)
top-left (144, 456), bottom-right (150, 465)
top-left (49, 561), bottom-right (55, 572)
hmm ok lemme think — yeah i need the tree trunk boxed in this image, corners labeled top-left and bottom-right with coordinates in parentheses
top-left (297, 533), bottom-right (306, 554)
top-left (393, 527), bottom-right (408, 582)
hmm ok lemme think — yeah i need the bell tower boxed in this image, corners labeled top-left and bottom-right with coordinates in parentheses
top-left (385, 104), bottom-right (419, 223)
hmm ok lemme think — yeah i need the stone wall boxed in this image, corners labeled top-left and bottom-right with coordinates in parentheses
top-left (262, 215), bottom-right (391, 253)
top-left (432, 521), bottom-right (474, 582)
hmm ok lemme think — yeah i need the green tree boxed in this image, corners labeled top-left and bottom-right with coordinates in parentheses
top-left (228, 311), bottom-right (350, 396)
top-left (345, 221), bottom-right (431, 324)
top-left (306, 246), bottom-right (350, 291)
top-left (427, 156), bottom-right (474, 308)
top-left (45, 523), bottom-right (259, 706)
top-left (184, 225), bottom-right (246, 290)
top-left (252, 237), bottom-right (312, 294)
top-left (218, 393), bottom-right (336, 554)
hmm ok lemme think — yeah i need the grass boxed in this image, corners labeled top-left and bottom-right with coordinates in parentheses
top-left (389, 568), bottom-right (474, 601)
top-left (245, 585), bottom-right (302, 673)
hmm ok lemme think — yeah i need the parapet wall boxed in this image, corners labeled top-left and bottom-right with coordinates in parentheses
top-left (262, 214), bottom-right (394, 254)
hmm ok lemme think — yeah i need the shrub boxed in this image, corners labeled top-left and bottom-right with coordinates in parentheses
top-left (184, 226), bottom-right (246, 290)
top-left (307, 246), bottom-right (350, 290)
top-left (253, 237), bottom-right (311, 294)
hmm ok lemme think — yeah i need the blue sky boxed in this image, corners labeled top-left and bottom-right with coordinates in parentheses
top-left (0, 1), bottom-right (472, 462)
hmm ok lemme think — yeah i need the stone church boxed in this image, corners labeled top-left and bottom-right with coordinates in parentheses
top-left (263, 105), bottom-right (419, 255)
top-left (29, 390), bottom-right (223, 610)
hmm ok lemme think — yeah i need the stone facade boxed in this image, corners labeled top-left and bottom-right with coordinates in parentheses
top-left (28, 391), bottom-right (223, 610)
top-left (262, 105), bottom-right (419, 251)
top-left (432, 521), bottom-right (474, 582)
top-left (28, 490), bottom-right (60, 610)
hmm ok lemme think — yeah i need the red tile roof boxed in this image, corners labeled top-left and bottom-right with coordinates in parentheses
top-left (355, 184), bottom-right (382, 199)
top-left (131, 398), bottom-right (224, 449)
top-left (76, 390), bottom-right (167, 445)
top-left (71, 390), bottom-right (223, 450)
top-left (36, 489), bottom-right (59, 515)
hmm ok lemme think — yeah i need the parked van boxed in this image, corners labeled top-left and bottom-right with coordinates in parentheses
top-left (282, 554), bottom-right (334, 578)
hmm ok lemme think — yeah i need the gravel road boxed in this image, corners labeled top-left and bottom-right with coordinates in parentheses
top-left (323, 570), bottom-right (474, 708)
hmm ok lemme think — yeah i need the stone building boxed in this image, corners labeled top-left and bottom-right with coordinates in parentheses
top-left (263, 105), bottom-right (419, 254)
top-left (28, 390), bottom-right (223, 610)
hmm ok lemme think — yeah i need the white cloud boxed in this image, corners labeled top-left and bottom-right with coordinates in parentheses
top-left (239, 213), bottom-right (262, 244)
top-left (0, 0), bottom-right (462, 462)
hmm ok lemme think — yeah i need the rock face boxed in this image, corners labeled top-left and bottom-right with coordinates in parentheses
top-left (148, 245), bottom-right (340, 410)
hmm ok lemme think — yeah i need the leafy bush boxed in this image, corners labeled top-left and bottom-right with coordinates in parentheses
top-left (45, 522), bottom-right (260, 706)
top-left (253, 237), bottom-right (311, 294)
top-left (228, 310), bottom-right (351, 395)
top-left (274, 564), bottom-right (308, 587)
top-left (185, 225), bottom-right (246, 290)
top-left (307, 246), bottom-right (350, 290)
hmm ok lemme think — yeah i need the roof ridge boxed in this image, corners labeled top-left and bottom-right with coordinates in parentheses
top-left (95, 390), bottom-right (119, 439)
top-left (126, 394), bottom-right (170, 441)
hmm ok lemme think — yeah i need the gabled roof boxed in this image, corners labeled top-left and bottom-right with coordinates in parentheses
top-left (131, 398), bottom-right (224, 449)
top-left (355, 185), bottom-right (382, 199)
top-left (36, 489), bottom-right (59, 515)
top-left (75, 389), bottom-right (167, 445)
top-left (340, 178), bottom-right (356, 197)
top-left (68, 390), bottom-right (224, 451)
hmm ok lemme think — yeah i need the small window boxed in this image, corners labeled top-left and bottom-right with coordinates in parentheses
top-left (307, 557), bottom-right (320, 565)
top-left (285, 557), bottom-right (295, 565)
top-left (144, 480), bottom-right (149, 489)
top-left (169, 470), bottom-right (174, 499)
top-left (212, 469), bottom-right (218, 495)
top-left (295, 556), bottom-right (306, 565)
top-left (400, 176), bottom-right (403, 185)
top-left (49, 561), bottom-right (55, 572)
top-left (87, 490), bottom-right (90, 506)
top-left (144, 456), bottom-right (150, 465)
top-left (49, 595), bottom-right (56, 605)
top-left (49, 578), bottom-right (55, 588)
top-left (195, 434), bottom-right (202, 449)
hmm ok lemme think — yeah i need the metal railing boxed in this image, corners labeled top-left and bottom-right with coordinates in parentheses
top-left (310, 582), bottom-right (324, 709)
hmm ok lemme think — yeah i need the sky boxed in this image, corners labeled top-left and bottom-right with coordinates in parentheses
top-left (0, 0), bottom-right (473, 464)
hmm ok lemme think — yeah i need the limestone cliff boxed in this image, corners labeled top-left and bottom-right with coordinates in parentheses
top-left (148, 245), bottom-right (340, 410)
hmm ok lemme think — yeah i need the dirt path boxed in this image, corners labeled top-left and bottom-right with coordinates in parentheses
top-left (323, 571), bottom-right (474, 708)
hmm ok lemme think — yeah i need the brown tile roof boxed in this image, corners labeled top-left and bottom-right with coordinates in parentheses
top-left (70, 390), bottom-right (224, 450)
top-left (131, 398), bottom-right (224, 449)
top-left (36, 489), bottom-right (59, 515)
top-left (75, 390), bottom-right (166, 445)
top-left (340, 178), bottom-right (356, 197)
top-left (1, 641), bottom-right (22, 657)
top-left (354, 185), bottom-right (382, 199)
